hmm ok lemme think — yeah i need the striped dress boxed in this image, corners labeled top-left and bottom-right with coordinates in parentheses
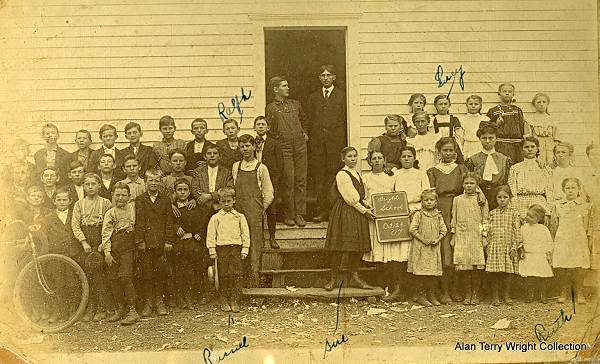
top-left (451, 193), bottom-right (489, 270)
top-left (485, 206), bottom-right (521, 273)
top-left (508, 158), bottom-right (552, 217)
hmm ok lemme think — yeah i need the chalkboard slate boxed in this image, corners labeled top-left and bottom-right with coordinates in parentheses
top-left (375, 216), bottom-right (412, 243)
top-left (371, 192), bottom-right (409, 218)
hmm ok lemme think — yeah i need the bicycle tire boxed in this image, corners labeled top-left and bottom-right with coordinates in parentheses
top-left (13, 254), bottom-right (89, 333)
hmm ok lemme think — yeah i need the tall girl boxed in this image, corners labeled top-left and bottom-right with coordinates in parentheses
top-left (508, 137), bottom-right (552, 218)
top-left (325, 146), bottom-right (375, 291)
top-left (71, 172), bottom-right (113, 322)
top-left (486, 185), bottom-right (521, 306)
top-left (519, 204), bottom-right (553, 303)
top-left (426, 137), bottom-right (469, 303)
top-left (527, 93), bottom-right (558, 166)
top-left (450, 172), bottom-right (489, 305)
top-left (408, 111), bottom-right (439, 172)
top-left (408, 190), bottom-right (447, 306)
top-left (461, 95), bottom-right (490, 159)
top-left (432, 95), bottom-right (464, 163)
top-left (552, 177), bottom-right (591, 304)
top-left (362, 151), bottom-right (400, 298)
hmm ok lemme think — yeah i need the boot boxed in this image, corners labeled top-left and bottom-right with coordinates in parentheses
top-left (462, 275), bottom-right (472, 305)
top-left (93, 306), bottom-right (107, 322)
top-left (577, 289), bottom-right (587, 304)
top-left (140, 300), bottom-right (153, 317)
top-left (427, 288), bottom-right (441, 306)
top-left (120, 306), bottom-right (140, 326)
top-left (167, 295), bottom-right (177, 308)
top-left (450, 273), bottom-right (463, 303)
top-left (415, 285), bottom-right (432, 307)
top-left (525, 289), bottom-right (534, 303)
top-left (177, 293), bottom-right (187, 309)
top-left (81, 302), bottom-right (95, 322)
top-left (155, 298), bottom-right (168, 316)
top-left (540, 288), bottom-right (548, 304)
top-left (219, 293), bottom-right (231, 312)
top-left (324, 269), bottom-right (339, 291)
top-left (349, 271), bottom-right (373, 289)
top-left (439, 276), bottom-right (453, 305)
top-left (382, 284), bottom-right (401, 302)
top-left (491, 281), bottom-right (500, 306)
top-left (558, 285), bottom-right (569, 303)
top-left (107, 304), bottom-right (124, 322)
top-left (471, 273), bottom-right (481, 305)
top-left (503, 275), bottom-right (513, 305)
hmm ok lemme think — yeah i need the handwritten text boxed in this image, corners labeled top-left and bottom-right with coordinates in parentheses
top-left (203, 336), bottom-right (249, 364)
top-left (218, 88), bottom-right (252, 124)
top-left (323, 280), bottom-right (350, 359)
top-left (534, 288), bottom-right (575, 342)
top-left (435, 65), bottom-right (466, 98)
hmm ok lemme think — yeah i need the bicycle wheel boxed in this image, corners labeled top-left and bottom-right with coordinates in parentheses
top-left (13, 254), bottom-right (89, 333)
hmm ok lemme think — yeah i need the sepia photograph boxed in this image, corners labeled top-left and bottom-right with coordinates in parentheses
top-left (0, 0), bottom-right (599, 363)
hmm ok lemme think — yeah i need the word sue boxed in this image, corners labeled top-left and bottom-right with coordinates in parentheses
top-left (203, 336), bottom-right (249, 364)
top-left (323, 280), bottom-right (350, 359)
top-left (217, 88), bottom-right (252, 123)
top-left (434, 64), bottom-right (466, 98)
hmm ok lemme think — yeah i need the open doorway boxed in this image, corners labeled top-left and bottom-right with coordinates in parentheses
top-left (264, 27), bottom-right (347, 217)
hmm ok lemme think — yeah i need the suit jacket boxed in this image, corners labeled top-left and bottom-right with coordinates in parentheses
top-left (67, 183), bottom-right (84, 209)
top-left (120, 144), bottom-right (159, 177)
top-left (34, 146), bottom-right (72, 186)
top-left (184, 139), bottom-right (216, 175)
top-left (99, 176), bottom-right (120, 201)
top-left (465, 151), bottom-right (511, 187)
top-left (191, 164), bottom-right (233, 211)
top-left (305, 86), bottom-right (347, 157)
top-left (259, 134), bottom-right (283, 189)
top-left (88, 147), bottom-right (127, 180)
top-left (70, 147), bottom-right (95, 172)
top-left (44, 209), bottom-right (81, 258)
top-left (215, 139), bottom-right (243, 170)
top-left (134, 192), bottom-right (175, 250)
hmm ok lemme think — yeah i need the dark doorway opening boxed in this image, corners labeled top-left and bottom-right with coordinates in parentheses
top-left (264, 27), bottom-right (347, 217)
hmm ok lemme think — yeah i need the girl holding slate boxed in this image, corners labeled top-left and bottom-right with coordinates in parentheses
top-left (324, 147), bottom-right (376, 291)
top-left (362, 151), bottom-right (403, 301)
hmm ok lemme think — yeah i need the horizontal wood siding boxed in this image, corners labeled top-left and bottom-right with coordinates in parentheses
top-left (0, 0), bottom-right (597, 168)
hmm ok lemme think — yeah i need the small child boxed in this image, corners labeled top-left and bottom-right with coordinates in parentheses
top-left (123, 122), bottom-right (159, 177)
top-left (33, 123), bottom-right (71, 186)
top-left (207, 187), bottom-right (250, 312)
top-left (407, 111), bottom-right (439, 172)
top-left (71, 173), bottom-right (113, 322)
top-left (486, 83), bottom-right (529, 164)
top-left (89, 124), bottom-right (125, 180)
top-left (71, 129), bottom-right (95, 172)
top-left (185, 118), bottom-right (216, 174)
top-left (450, 172), bottom-right (489, 305)
top-left (232, 134), bottom-right (274, 288)
top-left (486, 185), bottom-right (521, 306)
top-left (527, 93), bottom-right (557, 166)
top-left (172, 179), bottom-right (206, 308)
top-left (408, 189), bottom-right (447, 306)
top-left (40, 167), bottom-right (60, 210)
top-left (461, 95), bottom-right (490, 159)
top-left (101, 181), bottom-right (140, 325)
top-left (518, 204), bottom-right (553, 303)
top-left (216, 118), bottom-right (243, 170)
top-left (121, 155), bottom-right (146, 202)
top-left (367, 115), bottom-right (409, 170)
top-left (67, 161), bottom-right (85, 207)
top-left (98, 154), bottom-right (119, 201)
top-left (552, 177), bottom-right (591, 304)
top-left (153, 115), bottom-right (187, 175)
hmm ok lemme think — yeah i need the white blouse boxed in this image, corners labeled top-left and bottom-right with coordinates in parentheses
top-left (336, 166), bottom-right (369, 214)
top-left (393, 168), bottom-right (431, 206)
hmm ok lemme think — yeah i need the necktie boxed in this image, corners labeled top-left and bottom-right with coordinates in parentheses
top-left (482, 151), bottom-right (499, 181)
top-left (324, 89), bottom-right (329, 99)
top-left (256, 135), bottom-right (264, 150)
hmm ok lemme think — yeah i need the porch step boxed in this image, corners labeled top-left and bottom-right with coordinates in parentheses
top-left (242, 287), bottom-right (384, 299)
top-left (261, 239), bottom-right (325, 252)
top-left (260, 267), bottom-right (376, 275)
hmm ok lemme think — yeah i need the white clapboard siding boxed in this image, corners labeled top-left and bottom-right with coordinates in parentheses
top-left (0, 0), bottom-right (597, 168)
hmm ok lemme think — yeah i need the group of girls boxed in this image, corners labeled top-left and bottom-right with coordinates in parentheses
top-left (325, 93), bottom-right (598, 306)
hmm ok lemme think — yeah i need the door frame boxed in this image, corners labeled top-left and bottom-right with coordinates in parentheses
top-left (249, 13), bottom-right (362, 165)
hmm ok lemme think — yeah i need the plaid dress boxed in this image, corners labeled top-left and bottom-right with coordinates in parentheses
top-left (486, 206), bottom-right (521, 273)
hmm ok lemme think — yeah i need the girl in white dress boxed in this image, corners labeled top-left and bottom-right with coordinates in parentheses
top-left (518, 204), bottom-right (553, 303)
top-left (461, 95), bottom-right (490, 159)
top-left (407, 111), bottom-right (439, 172)
top-left (527, 93), bottom-right (558, 166)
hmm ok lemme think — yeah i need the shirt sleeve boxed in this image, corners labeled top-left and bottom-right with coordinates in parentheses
top-left (206, 215), bottom-right (217, 255)
top-left (439, 214), bottom-right (448, 236)
top-left (408, 211), bottom-right (421, 238)
top-left (258, 164), bottom-right (274, 210)
top-left (336, 171), bottom-right (368, 214)
top-left (239, 214), bottom-right (250, 255)
top-left (101, 209), bottom-right (115, 253)
top-left (71, 201), bottom-right (86, 243)
top-left (420, 170), bottom-right (431, 190)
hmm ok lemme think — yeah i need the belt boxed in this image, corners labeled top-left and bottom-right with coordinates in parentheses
top-left (496, 138), bottom-right (523, 144)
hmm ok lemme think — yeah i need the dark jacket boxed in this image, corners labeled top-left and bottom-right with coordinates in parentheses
top-left (305, 87), bottom-right (347, 157)
top-left (34, 146), bottom-right (72, 186)
top-left (184, 139), bottom-right (216, 175)
top-left (88, 147), bottom-right (127, 180)
top-left (70, 147), bottom-right (95, 172)
top-left (215, 139), bottom-right (242, 170)
top-left (44, 208), bottom-right (81, 258)
top-left (134, 192), bottom-right (175, 250)
top-left (120, 144), bottom-right (159, 177)
top-left (191, 164), bottom-right (234, 212)
top-left (98, 176), bottom-right (120, 201)
top-left (259, 134), bottom-right (283, 189)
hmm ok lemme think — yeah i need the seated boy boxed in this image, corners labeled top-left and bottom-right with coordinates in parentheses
top-left (102, 181), bottom-right (140, 325)
top-left (88, 124), bottom-right (126, 180)
top-left (71, 129), bottom-right (95, 172)
top-left (120, 155), bottom-right (146, 202)
top-left (33, 123), bottom-right (71, 186)
top-left (206, 187), bottom-right (249, 313)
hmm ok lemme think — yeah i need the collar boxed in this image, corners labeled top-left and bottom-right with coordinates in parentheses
top-left (256, 133), bottom-right (267, 140)
top-left (482, 148), bottom-right (496, 156)
top-left (273, 97), bottom-right (287, 105)
top-left (147, 192), bottom-right (159, 199)
top-left (207, 164), bottom-right (219, 170)
top-left (103, 145), bottom-right (115, 151)
top-left (435, 162), bottom-right (458, 174)
top-left (560, 198), bottom-right (582, 205)
top-left (219, 209), bottom-right (239, 216)
top-left (194, 139), bottom-right (205, 145)
top-left (176, 201), bottom-right (188, 208)
top-left (125, 176), bottom-right (143, 184)
top-left (323, 85), bottom-right (334, 93)
top-left (420, 208), bottom-right (440, 217)
top-left (46, 145), bottom-right (58, 152)
top-left (56, 209), bottom-right (68, 215)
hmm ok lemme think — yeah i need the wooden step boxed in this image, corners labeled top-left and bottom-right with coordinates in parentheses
top-left (260, 267), bottom-right (376, 275)
top-left (242, 287), bottom-right (384, 298)
top-left (261, 239), bottom-right (325, 251)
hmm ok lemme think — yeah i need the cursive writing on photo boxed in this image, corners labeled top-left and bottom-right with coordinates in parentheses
top-left (534, 287), bottom-right (575, 342)
top-left (217, 87), bottom-right (252, 123)
top-left (323, 280), bottom-right (349, 359)
top-left (203, 336), bottom-right (249, 364)
top-left (434, 64), bottom-right (466, 98)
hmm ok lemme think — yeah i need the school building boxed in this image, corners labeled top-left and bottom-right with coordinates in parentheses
top-left (0, 0), bottom-right (598, 168)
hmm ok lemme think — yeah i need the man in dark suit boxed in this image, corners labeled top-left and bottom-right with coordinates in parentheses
top-left (121, 122), bottom-right (159, 177)
top-left (254, 116), bottom-right (283, 249)
top-left (305, 64), bottom-right (347, 222)
top-left (87, 124), bottom-right (127, 180)
top-left (185, 118), bottom-right (216, 175)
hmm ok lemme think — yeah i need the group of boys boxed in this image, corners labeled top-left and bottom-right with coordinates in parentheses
top-left (2, 114), bottom-right (285, 324)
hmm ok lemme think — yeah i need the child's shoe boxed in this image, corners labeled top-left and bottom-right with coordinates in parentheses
top-left (470, 294), bottom-right (480, 305)
top-left (141, 300), bottom-right (153, 317)
top-left (93, 309), bottom-right (107, 322)
top-left (167, 295), bottom-right (177, 308)
top-left (439, 292), bottom-right (452, 305)
top-left (120, 306), bottom-right (140, 326)
top-left (177, 294), bottom-right (188, 310)
top-left (415, 294), bottom-right (432, 307)
top-left (525, 290), bottom-right (534, 303)
top-left (503, 291), bottom-right (513, 305)
top-left (558, 286), bottom-right (569, 303)
top-left (427, 291), bottom-right (441, 306)
top-left (229, 298), bottom-right (240, 313)
top-left (219, 294), bottom-right (231, 312)
top-left (382, 284), bottom-right (401, 302)
top-left (108, 304), bottom-right (124, 322)
top-left (577, 292), bottom-right (587, 305)
top-left (155, 299), bottom-right (168, 316)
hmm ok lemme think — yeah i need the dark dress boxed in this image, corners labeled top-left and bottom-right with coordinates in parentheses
top-left (325, 170), bottom-right (370, 252)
